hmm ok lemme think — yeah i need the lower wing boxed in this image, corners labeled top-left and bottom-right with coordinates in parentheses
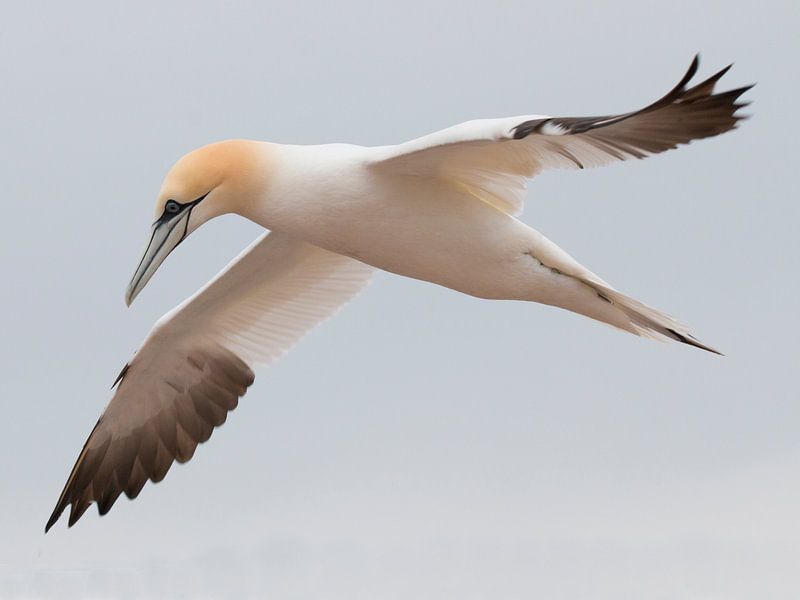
top-left (46, 231), bottom-right (373, 531)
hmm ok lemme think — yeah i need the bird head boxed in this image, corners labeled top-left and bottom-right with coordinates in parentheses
top-left (125, 140), bottom-right (268, 305)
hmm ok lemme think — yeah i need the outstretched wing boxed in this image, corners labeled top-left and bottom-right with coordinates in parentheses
top-left (369, 55), bottom-right (752, 216)
top-left (45, 232), bottom-right (373, 531)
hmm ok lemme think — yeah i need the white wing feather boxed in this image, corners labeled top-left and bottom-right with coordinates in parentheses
top-left (163, 230), bottom-right (374, 364)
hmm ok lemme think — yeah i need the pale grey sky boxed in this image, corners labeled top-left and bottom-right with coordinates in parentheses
top-left (1, 1), bottom-right (798, 598)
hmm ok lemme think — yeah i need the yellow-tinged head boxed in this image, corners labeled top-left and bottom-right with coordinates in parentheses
top-left (126, 140), bottom-right (270, 306)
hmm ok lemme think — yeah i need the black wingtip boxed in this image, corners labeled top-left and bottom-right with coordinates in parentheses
top-left (656, 55), bottom-right (701, 106)
top-left (44, 497), bottom-right (70, 532)
top-left (715, 63), bottom-right (733, 80)
top-left (44, 508), bottom-right (61, 533)
top-left (67, 502), bottom-right (88, 528)
top-left (687, 54), bottom-right (700, 79)
top-left (704, 63), bottom-right (734, 88)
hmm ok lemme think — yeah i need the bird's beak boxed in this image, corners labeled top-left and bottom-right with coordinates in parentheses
top-left (125, 210), bottom-right (193, 306)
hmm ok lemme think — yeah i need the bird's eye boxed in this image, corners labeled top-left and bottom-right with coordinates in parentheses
top-left (165, 200), bottom-right (181, 215)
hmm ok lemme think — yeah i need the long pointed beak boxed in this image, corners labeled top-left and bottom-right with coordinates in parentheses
top-left (125, 212), bottom-right (191, 306)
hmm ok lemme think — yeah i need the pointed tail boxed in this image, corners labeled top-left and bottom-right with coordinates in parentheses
top-left (582, 282), bottom-right (722, 355)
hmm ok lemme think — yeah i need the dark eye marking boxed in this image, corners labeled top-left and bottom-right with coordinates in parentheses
top-left (158, 193), bottom-right (210, 223)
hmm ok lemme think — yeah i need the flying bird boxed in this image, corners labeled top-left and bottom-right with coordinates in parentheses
top-left (46, 56), bottom-right (751, 531)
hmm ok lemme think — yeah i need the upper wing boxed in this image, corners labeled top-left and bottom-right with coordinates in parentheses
top-left (45, 232), bottom-right (373, 531)
top-left (368, 56), bottom-right (752, 216)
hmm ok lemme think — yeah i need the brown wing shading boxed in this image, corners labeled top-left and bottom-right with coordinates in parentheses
top-left (45, 342), bottom-right (254, 531)
top-left (511, 55), bottom-right (753, 165)
top-left (45, 232), bottom-right (373, 532)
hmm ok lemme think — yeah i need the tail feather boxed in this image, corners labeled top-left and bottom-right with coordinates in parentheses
top-left (511, 222), bottom-right (720, 354)
top-left (588, 283), bottom-right (722, 355)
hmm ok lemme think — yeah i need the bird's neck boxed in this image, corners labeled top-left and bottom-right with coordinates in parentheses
top-left (233, 142), bottom-right (368, 239)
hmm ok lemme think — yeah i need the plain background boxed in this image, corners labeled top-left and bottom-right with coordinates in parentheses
top-left (1, 1), bottom-right (798, 598)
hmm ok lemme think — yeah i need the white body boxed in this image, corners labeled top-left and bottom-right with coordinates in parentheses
top-left (245, 141), bottom-right (658, 334)
top-left (254, 143), bottom-right (537, 298)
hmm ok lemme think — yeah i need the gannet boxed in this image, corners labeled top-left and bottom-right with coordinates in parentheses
top-left (46, 56), bottom-right (751, 531)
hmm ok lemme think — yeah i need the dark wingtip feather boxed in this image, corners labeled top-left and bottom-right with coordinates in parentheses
top-left (67, 498), bottom-right (91, 527)
top-left (710, 62), bottom-right (733, 83)
top-left (47, 345), bottom-right (255, 532)
top-left (96, 476), bottom-right (124, 516)
top-left (44, 508), bottom-right (62, 533)
top-left (681, 63), bottom-right (735, 101)
top-left (678, 54), bottom-right (701, 89)
top-left (725, 84), bottom-right (756, 100)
